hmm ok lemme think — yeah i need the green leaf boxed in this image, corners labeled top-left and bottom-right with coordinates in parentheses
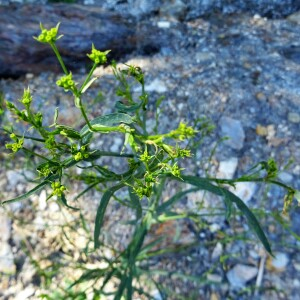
top-left (80, 113), bottom-right (133, 137)
top-left (59, 193), bottom-right (80, 211)
top-left (94, 183), bottom-right (125, 249)
top-left (68, 268), bottom-right (108, 289)
top-left (179, 175), bottom-right (273, 255)
top-left (128, 186), bottom-right (142, 220)
top-left (56, 125), bottom-right (81, 139)
top-left (157, 187), bottom-right (199, 214)
top-left (115, 101), bottom-right (142, 113)
top-left (1, 174), bottom-right (58, 205)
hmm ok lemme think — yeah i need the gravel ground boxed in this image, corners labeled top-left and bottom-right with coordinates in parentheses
top-left (1, 4), bottom-right (300, 300)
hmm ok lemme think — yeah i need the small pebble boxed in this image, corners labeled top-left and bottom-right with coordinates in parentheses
top-left (288, 112), bottom-right (300, 123)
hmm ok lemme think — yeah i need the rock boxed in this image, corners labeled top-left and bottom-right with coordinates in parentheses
top-left (0, 211), bottom-right (11, 242)
top-left (217, 157), bottom-right (238, 179)
top-left (230, 182), bottom-right (257, 203)
top-left (255, 92), bottom-right (267, 101)
top-left (287, 11), bottom-right (300, 24)
top-left (288, 112), bottom-right (300, 123)
top-left (0, 4), bottom-right (167, 77)
top-left (219, 117), bottom-right (245, 150)
top-left (256, 124), bottom-right (268, 136)
top-left (211, 242), bottom-right (223, 260)
top-left (38, 190), bottom-right (48, 211)
top-left (267, 252), bottom-right (289, 272)
top-left (207, 273), bottom-right (223, 283)
top-left (0, 243), bottom-right (15, 274)
top-left (195, 52), bottom-right (216, 64)
top-left (278, 171), bottom-right (293, 183)
top-left (160, 0), bottom-right (188, 20)
top-left (226, 264), bottom-right (258, 288)
top-left (144, 78), bottom-right (168, 93)
top-left (15, 285), bottom-right (35, 300)
top-left (157, 20), bottom-right (171, 28)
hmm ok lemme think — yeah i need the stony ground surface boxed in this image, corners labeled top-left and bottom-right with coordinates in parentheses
top-left (1, 3), bottom-right (300, 300)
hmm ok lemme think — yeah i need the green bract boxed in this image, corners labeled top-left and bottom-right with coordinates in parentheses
top-left (87, 44), bottom-right (110, 65)
top-left (20, 87), bottom-right (32, 106)
top-left (34, 22), bottom-right (63, 44)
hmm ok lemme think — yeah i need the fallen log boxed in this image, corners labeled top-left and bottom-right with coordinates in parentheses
top-left (0, 4), bottom-right (163, 78)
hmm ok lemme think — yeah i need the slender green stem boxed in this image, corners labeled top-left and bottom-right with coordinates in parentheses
top-left (50, 42), bottom-right (68, 75)
top-left (78, 100), bottom-right (92, 130)
top-left (22, 147), bottom-right (53, 162)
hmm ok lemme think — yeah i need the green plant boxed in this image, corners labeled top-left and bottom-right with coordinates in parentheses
top-left (1, 23), bottom-right (299, 299)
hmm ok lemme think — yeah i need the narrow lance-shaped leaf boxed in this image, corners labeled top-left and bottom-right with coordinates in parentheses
top-left (80, 113), bottom-right (133, 137)
top-left (59, 193), bottom-right (79, 211)
top-left (94, 183), bottom-right (125, 249)
top-left (1, 174), bottom-right (58, 205)
top-left (179, 175), bottom-right (273, 255)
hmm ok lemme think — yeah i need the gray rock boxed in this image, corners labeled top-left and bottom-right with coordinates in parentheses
top-left (288, 112), bottom-right (300, 123)
top-left (278, 171), bottom-right (293, 183)
top-left (230, 182), bottom-right (257, 203)
top-left (217, 157), bottom-right (238, 179)
top-left (0, 243), bottom-right (15, 274)
top-left (226, 264), bottom-right (258, 289)
top-left (287, 10), bottom-right (300, 24)
top-left (0, 212), bottom-right (11, 242)
top-left (219, 117), bottom-right (245, 150)
top-left (160, 0), bottom-right (188, 20)
top-left (270, 252), bottom-right (289, 271)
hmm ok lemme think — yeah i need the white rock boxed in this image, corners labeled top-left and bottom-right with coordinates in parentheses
top-left (136, 78), bottom-right (167, 93)
top-left (0, 211), bottom-right (11, 242)
top-left (157, 21), bottom-right (171, 28)
top-left (230, 182), bottom-right (257, 203)
top-left (226, 264), bottom-right (258, 288)
top-left (217, 157), bottom-right (238, 179)
top-left (15, 285), bottom-right (35, 300)
top-left (0, 243), bottom-right (15, 274)
top-left (207, 273), bottom-right (223, 283)
top-left (39, 190), bottom-right (47, 210)
top-left (49, 201), bottom-right (60, 212)
top-left (271, 252), bottom-right (289, 271)
top-left (211, 242), bottom-right (223, 260)
top-left (288, 112), bottom-right (300, 123)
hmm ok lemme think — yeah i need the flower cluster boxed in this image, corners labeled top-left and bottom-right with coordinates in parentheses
top-left (170, 122), bottom-right (197, 141)
top-left (87, 44), bottom-right (110, 65)
top-left (5, 133), bottom-right (24, 153)
top-left (51, 182), bottom-right (66, 197)
top-left (34, 23), bottom-right (62, 44)
top-left (72, 145), bottom-right (89, 161)
top-left (56, 73), bottom-right (76, 91)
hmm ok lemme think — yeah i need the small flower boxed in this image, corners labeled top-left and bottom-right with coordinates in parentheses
top-left (51, 181), bottom-right (67, 197)
top-left (20, 87), bottom-right (32, 106)
top-left (72, 144), bottom-right (89, 161)
top-left (139, 149), bottom-right (152, 162)
top-left (56, 73), bottom-right (76, 91)
top-left (87, 44), bottom-right (110, 65)
top-left (171, 163), bottom-right (183, 178)
top-left (5, 134), bottom-right (24, 153)
top-left (34, 22), bottom-right (63, 44)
